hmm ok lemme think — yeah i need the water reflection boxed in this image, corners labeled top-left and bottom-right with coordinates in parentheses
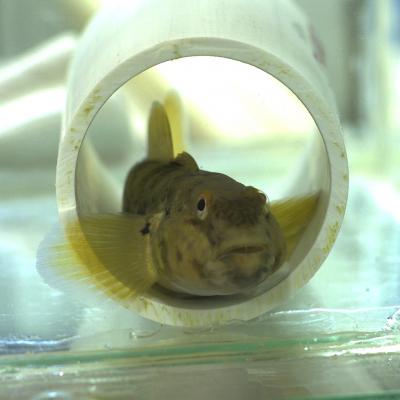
top-left (0, 168), bottom-right (399, 354)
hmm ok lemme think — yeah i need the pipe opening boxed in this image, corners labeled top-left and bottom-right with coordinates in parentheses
top-left (76, 56), bottom-right (329, 310)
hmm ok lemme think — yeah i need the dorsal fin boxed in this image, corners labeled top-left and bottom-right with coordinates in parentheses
top-left (174, 152), bottom-right (199, 172)
top-left (148, 101), bottom-right (174, 162)
top-left (147, 92), bottom-right (186, 162)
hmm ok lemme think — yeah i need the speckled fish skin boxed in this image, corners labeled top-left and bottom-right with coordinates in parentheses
top-left (123, 152), bottom-right (286, 296)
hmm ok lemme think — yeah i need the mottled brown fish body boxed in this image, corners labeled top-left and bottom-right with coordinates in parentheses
top-left (123, 153), bottom-right (286, 296)
top-left (123, 158), bottom-right (191, 216)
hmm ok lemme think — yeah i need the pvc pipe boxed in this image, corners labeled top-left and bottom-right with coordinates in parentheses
top-left (58, 0), bottom-right (348, 327)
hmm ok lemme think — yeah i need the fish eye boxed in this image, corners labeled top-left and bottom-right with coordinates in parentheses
top-left (197, 198), bottom-right (206, 211)
top-left (196, 197), bottom-right (207, 219)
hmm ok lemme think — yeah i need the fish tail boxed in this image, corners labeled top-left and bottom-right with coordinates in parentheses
top-left (164, 90), bottom-right (185, 156)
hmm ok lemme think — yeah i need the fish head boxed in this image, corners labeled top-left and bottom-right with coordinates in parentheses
top-left (155, 173), bottom-right (286, 296)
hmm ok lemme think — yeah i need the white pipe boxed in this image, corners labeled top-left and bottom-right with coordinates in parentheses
top-left (58, 0), bottom-right (348, 327)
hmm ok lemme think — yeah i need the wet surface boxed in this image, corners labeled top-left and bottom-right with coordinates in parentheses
top-left (0, 149), bottom-right (399, 398)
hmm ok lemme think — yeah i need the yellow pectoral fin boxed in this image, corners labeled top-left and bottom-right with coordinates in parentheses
top-left (36, 213), bottom-right (157, 305)
top-left (270, 193), bottom-right (319, 256)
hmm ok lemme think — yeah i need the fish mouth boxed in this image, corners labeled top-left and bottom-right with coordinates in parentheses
top-left (201, 243), bottom-right (278, 295)
top-left (217, 244), bottom-right (268, 259)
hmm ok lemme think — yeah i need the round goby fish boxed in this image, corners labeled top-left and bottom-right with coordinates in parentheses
top-left (36, 98), bottom-right (317, 307)
top-left (123, 152), bottom-right (286, 296)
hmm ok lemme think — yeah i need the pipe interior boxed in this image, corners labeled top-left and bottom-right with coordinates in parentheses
top-left (75, 56), bottom-right (330, 310)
